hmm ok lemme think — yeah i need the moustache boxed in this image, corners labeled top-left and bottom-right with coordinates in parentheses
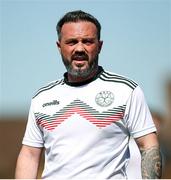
top-left (71, 53), bottom-right (89, 61)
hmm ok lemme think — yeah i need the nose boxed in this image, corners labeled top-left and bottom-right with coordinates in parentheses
top-left (74, 42), bottom-right (85, 53)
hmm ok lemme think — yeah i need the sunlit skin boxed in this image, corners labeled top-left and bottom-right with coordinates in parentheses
top-left (57, 21), bottom-right (103, 82)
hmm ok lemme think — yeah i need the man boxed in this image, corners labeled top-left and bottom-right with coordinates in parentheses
top-left (15, 10), bottom-right (162, 179)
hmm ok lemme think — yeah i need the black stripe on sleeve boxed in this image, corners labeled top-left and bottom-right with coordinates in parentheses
top-left (100, 71), bottom-right (138, 89)
top-left (32, 79), bottom-right (64, 99)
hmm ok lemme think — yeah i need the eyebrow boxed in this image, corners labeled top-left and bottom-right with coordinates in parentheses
top-left (65, 37), bottom-right (96, 42)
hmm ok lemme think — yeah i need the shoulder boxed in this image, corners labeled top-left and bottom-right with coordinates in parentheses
top-left (32, 78), bottom-right (64, 99)
top-left (100, 69), bottom-right (138, 90)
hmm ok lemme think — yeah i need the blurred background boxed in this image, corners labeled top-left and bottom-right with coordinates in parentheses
top-left (0, 0), bottom-right (171, 178)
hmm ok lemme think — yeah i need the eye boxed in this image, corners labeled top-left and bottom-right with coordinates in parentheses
top-left (66, 39), bottom-right (78, 46)
top-left (82, 39), bottom-right (94, 45)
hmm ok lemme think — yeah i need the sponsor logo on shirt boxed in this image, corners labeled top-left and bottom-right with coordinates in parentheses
top-left (42, 100), bottom-right (60, 107)
top-left (95, 91), bottom-right (114, 107)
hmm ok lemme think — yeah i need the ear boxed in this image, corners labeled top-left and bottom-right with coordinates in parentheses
top-left (98, 40), bottom-right (103, 53)
top-left (56, 41), bottom-right (61, 53)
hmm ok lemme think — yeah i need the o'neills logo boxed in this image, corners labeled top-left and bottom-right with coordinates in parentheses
top-left (42, 100), bottom-right (60, 107)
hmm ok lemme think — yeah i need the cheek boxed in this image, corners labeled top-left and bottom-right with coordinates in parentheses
top-left (89, 47), bottom-right (100, 57)
top-left (61, 48), bottom-right (72, 57)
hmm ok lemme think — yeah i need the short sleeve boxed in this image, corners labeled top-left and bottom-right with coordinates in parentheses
top-left (22, 101), bottom-right (44, 147)
top-left (124, 86), bottom-right (156, 138)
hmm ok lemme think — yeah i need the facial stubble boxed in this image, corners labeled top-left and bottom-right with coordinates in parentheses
top-left (61, 54), bottom-right (99, 79)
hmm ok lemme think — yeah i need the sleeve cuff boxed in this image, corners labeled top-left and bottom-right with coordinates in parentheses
top-left (131, 126), bottom-right (157, 138)
top-left (22, 138), bottom-right (44, 148)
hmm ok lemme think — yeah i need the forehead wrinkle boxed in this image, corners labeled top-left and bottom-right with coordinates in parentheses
top-left (61, 22), bottom-right (97, 40)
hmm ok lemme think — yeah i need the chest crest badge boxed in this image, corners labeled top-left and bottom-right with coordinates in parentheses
top-left (95, 91), bottom-right (114, 107)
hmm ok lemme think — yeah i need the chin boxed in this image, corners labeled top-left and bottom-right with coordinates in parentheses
top-left (72, 67), bottom-right (96, 78)
top-left (72, 64), bottom-right (89, 71)
top-left (66, 61), bottom-right (98, 78)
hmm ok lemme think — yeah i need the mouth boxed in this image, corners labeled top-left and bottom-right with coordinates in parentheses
top-left (72, 60), bottom-right (87, 68)
top-left (71, 54), bottom-right (88, 62)
top-left (71, 54), bottom-right (89, 68)
top-left (72, 59), bottom-right (87, 63)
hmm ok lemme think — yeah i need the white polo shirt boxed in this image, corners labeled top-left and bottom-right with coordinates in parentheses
top-left (23, 66), bottom-right (156, 179)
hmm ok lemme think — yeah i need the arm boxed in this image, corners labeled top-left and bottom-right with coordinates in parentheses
top-left (15, 145), bottom-right (43, 179)
top-left (135, 132), bottom-right (162, 179)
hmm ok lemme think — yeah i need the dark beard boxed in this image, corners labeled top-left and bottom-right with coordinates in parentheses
top-left (61, 55), bottom-right (99, 78)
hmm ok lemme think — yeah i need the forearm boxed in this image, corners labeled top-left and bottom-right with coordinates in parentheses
top-left (15, 153), bottom-right (39, 178)
top-left (15, 146), bottom-right (42, 179)
top-left (141, 146), bottom-right (162, 179)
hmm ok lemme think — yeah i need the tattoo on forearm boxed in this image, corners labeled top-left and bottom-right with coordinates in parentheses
top-left (141, 146), bottom-right (162, 179)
